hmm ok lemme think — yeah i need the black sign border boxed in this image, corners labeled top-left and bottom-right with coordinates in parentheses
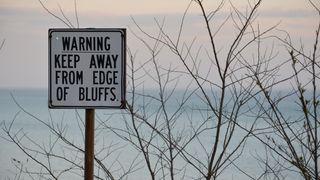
top-left (48, 28), bottom-right (126, 109)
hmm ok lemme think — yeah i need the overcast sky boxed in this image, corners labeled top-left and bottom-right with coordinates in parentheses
top-left (0, 0), bottom-right (318, 88)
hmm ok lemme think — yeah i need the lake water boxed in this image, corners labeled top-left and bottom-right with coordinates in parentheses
top-left (0, 88), bottom-right (302, 180)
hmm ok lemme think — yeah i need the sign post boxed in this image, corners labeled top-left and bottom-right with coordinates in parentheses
top-left (85, 109), bottom-right (95, 180)
top-left (48, 28), bottom-right (126, 180)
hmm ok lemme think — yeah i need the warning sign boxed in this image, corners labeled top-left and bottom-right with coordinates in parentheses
top-left (48, 28), bottom-right (126, 108)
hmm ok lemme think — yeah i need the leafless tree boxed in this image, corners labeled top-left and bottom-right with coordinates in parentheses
top-left (2, 0), bottom-right (318, 179)
top-left (247, 1), bottom-right (320, 179)
top-left (118, 0), bottom-right (282, 179)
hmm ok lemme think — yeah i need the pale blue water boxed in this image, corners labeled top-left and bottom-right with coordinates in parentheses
top-left (0, 88), bottom-right (85, 179)
top-left (0, 88), bottom-right (303, 180)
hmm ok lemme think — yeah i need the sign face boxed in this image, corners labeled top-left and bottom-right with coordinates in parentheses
top-left (48, 28), bottom-right (126, 109)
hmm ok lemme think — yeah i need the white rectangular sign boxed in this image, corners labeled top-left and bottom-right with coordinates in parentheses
top-left (48, 28), bottom-right (126, 108)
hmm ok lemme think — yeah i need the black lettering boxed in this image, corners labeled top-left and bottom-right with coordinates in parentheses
top-left (97, 54), bottom-right (105, 68)
top-left (105, 37), bottom-right (110, 51)
top-left (106, 71), bottom-right (112, 84)
top-left (55, 54), bottom-right (61, 68)
top-left (62, 71), bottom-right (68, 84)
top-left (93, 71), bottom-right (98, 84)
top-left (63, 87), bottom-right (69, 100)
top-left (76, 71), bottom-right (83, 84)
top-left (112, 54), bottom-right (118, 68)
top-left (79, 37), bottom-right (85, 50)
top-left (55, 70), bottom-right (61, 84)
top-left (86, 37), bottom-right (92, 50)
top-left (71, 37), bottom-right (78, 50)
top-left (104, 87), bottom-right (109, 101)
top-left (78, 87), bottom-right (117, 101)
top-left (89, 54), bottom-right (118, 68)
top-left (110, 87), bottom-right (116, 101)
top-left (85, 87), bottom-right (90, 101)
top-left (56, 87), bottom-right (69, 101)
top-left (98, 87), bottom-right (104, 101)
top-left (67, 54), bottom-right (73, 67)
top-left (92, 71), bottom-right (118, 85)
top-left (55, 54), bottom-right (80, 68)
top-left (74, 54), bottom-right (80, 68)
top-left (97, 37), bottom-right (103, 51)
top-left (79, 87), bottom-right (84, 101)
top-left (105, 55), bottom-right (112, 68)
top-left (91, 87), bottom-right (97, 101)
top-left (60, 54), bottom-right (66, 68)
top-left (114, 71), bottom-right (118, 84)
top-left (61, 36), bottom-right (111, 52)
top-left (66, 54), bottom-right (80, 68)
top-left (56, 87), bottom-right (63, 100)
top-left (55, 71), bottom-right (83, 85)
top-left (89, 55), bottom-right (96, 68)
top-left (62, 37), bottom-right (70, 51)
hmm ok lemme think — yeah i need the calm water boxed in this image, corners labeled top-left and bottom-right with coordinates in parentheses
top-left (0, 88), bottom-right (302, 180)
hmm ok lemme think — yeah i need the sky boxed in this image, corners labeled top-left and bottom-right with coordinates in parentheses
top-left (0, 0), bottom-right (318, 88)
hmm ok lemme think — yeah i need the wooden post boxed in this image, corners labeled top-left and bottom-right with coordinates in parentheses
top-left (85, 109), bottom-right (95, 180)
